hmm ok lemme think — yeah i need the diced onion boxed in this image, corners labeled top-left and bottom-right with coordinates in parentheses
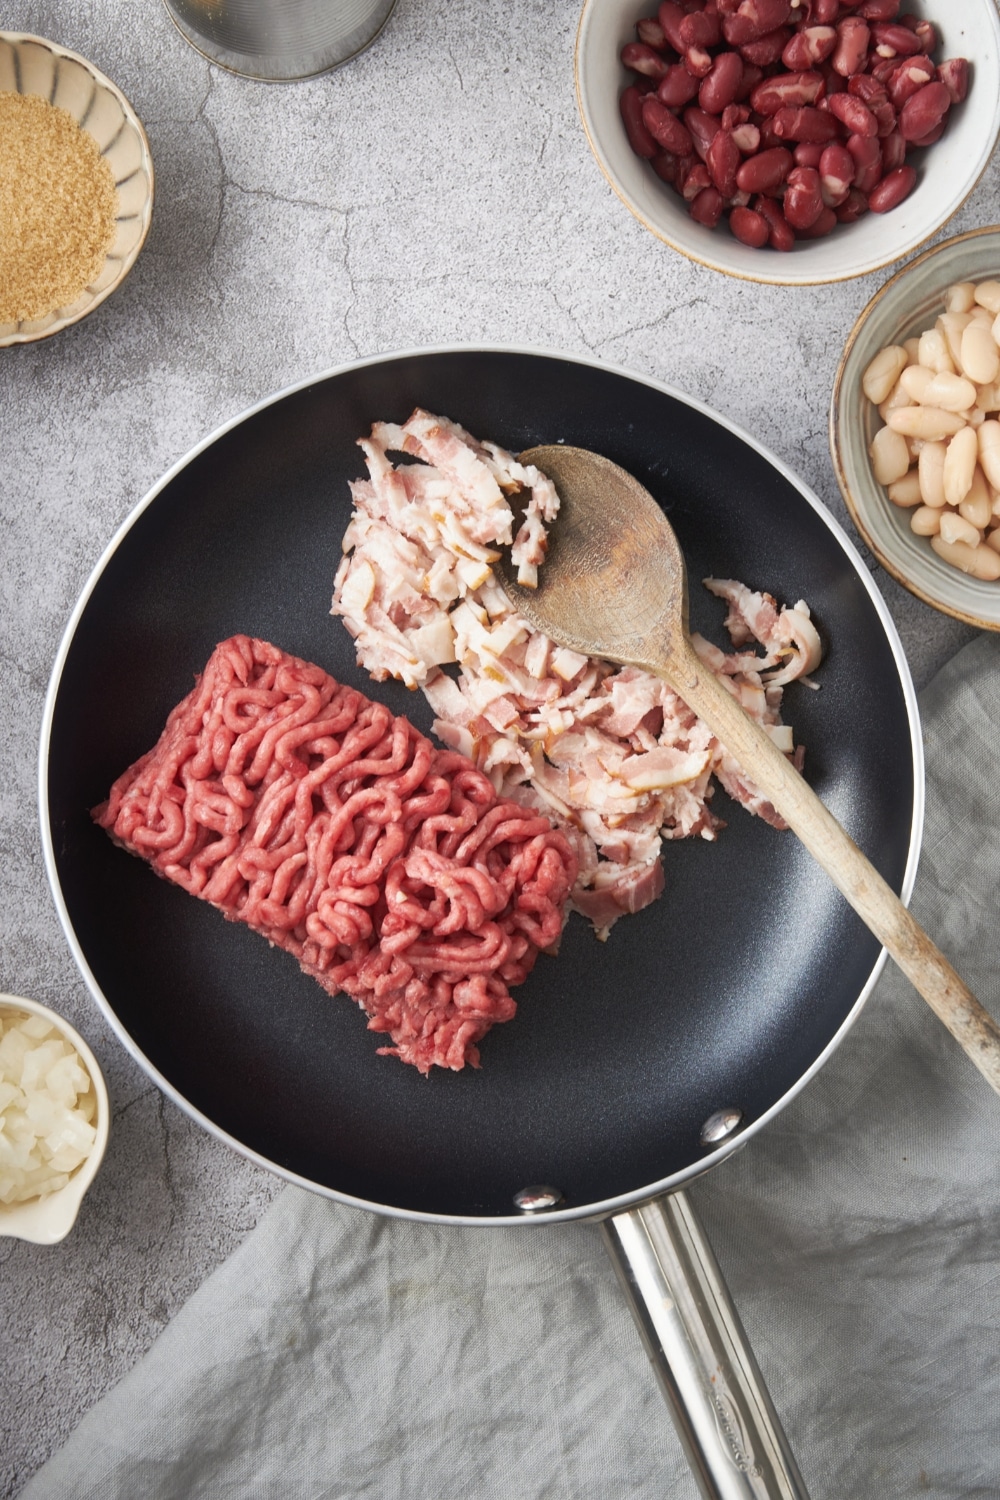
top-left (0, 1009), bottom-right (97, 1205)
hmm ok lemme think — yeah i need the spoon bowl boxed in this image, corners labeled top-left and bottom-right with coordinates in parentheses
top-left (500, 444), bottom-right (1000, 1097)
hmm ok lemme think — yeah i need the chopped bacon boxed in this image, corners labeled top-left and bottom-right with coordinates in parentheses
top-left (332, 414), bottom-right (823, 938)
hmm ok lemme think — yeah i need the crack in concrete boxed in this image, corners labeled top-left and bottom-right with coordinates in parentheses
top-left (155, 1092), bottom-right (181, 1240)
top-left (225, 181), bottom-right (341, 216)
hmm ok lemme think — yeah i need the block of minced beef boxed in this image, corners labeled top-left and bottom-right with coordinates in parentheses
top-left (93, 635), bottom-right (577, 1072)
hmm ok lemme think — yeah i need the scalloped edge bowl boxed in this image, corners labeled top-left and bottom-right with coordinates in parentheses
top-left (831, 224), bottom-right (1000, 631)
top-left (0, 32), bottom-right (154, 345)
top-left (0, 993), bottom-right (110, 1244)
top-left (574, 0), bottom-right (1000, 285)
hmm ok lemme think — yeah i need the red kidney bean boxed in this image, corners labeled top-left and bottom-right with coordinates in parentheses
top-left (819, 141), bottom-right (854, 204)
top-left (795, 204), bottom-right (837, 237)
top-left (781, 26), bottom-right (837, 69)
top-left (635, 76), bottom-right (658, 96)
top-left (722, 0), bottom-right (791, 46)
top-left (658, 1), bottom-right (688, 51)
top-left (836, 187), bottom-right (869, 221)
top-left (858, 0), bottom-right (899, 17)
top-left (868, 162), bottom-right (917, 210)
top-left (827, 92), bottom-right (878, 135)
top-left (739, 28), bottom-right (792, 65)
top-left (832, 18), bottom-right (870, 76)
top-left (721, 102), bottom-right (750, 128)
top-left (684, 105), bottom-right (723, 158)
top-left (680, 160), bottom-right (712, 199)
top-left (783, 165), bottom-right (824, 228)
top-left (659, 64), bottom-right (701, 107)
top-left (873, 100), bottom-right (897, 136)
top-left (735, 144), bottom-right (793, 191)
top-left (636, 17), bottom-right (670, 49)
top-left (622, 42), bottom-right (672, 77)
top-left (621, 85), bottom-right (660, 157)
top-left (847, 132), bottom-right (882, 191)
top-left (794, 140), bottom-right (825, 168)
top-left (706, 128), bottom-right (741, 194)
top-left (650, 150), bottom-right (679, 183)
top-left (886, 54), bottom-right (934, 106)
top-left (680, 8), bottom-right (721, 49)
top-left (772, 105), bottom-right (840, 141)
top-left (872, 22), bottom-right (923, 57)
top-left (643, 96), bottom-right (697, 154)
top-left (698, 49), bottom-right (745, 112)
top-left (717, 0), bottom-right (741, 12)
top-left (734, 62), bottom-right (763, 100)
top-left (726, 188), bottom-right (752, 207)
top-left (689, 184), bottom-right (725, 224)
top-left (750, 71), bottom-right (824, 114)
top-left (910, 20), bottom-right (937, 55)
top-left (899, 80), bottom-right (950, 141)
top-left (806, 0), bottom-right (840, 21)
top-left (937, 58), bottom-right (969, 105)
top-left (752, 192), bottom-right (795, 249)
top-left (870, 57), bottom-right (897, 85)
top-left (685, 46), bottom-right (715, 77)
top-left (731, 121), bottom-right (760, 152)
top-left (847, 73), bottom-right (885, 104)
top-left (729, 204), bottom-right (770, 245)
top-left (909, 119), bottom-right (946, 148)
top-left (881, 128), bottom-right (906, 171)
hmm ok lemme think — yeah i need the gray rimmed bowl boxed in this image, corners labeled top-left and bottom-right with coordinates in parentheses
top-left (0, 32), bottom-right (154, 345)
top-left (575, 0), bottom-right (1000, 285)
top-left (831, 225), bottom-right (1000, 631)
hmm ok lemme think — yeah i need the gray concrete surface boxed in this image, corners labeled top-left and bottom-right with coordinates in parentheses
top-left (0, 0), bottom-right (990, 1493)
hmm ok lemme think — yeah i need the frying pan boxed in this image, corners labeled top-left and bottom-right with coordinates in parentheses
top-left (40, 348), bottom-right (921, 1497)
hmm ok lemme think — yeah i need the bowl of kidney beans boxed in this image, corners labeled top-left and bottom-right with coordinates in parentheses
top-left (575, 0), bottom-right (1000, 282)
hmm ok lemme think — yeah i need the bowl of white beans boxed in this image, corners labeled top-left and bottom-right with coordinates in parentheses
top-left (831, 225), bottom-right (1000, 629)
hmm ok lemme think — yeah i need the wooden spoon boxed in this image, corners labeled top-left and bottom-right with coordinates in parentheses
top-left (499, 444), bottom-right (1000, 1096)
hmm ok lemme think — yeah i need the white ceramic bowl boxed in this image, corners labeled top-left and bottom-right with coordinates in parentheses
top-left (0, 993), bottom-right (110, 1244)
top-left (0, 32), bottom-right (154, 345)
top-left (830, 225), bottom-right (1000, 631)
top-left (575, 0), bottom-right (1000, 285)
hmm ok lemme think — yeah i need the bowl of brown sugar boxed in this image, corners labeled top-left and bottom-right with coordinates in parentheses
top-left (0, 33), bottom-right (154, 346)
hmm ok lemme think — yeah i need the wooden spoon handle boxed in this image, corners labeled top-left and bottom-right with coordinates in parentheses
top-left (661, 639), bottom-right (1000, 1096)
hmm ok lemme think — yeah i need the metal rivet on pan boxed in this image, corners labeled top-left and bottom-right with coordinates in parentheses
top-left (699, 1107), bottom-right (744, 1148)
top-left (514, 1185), bottom-right (565, 1213)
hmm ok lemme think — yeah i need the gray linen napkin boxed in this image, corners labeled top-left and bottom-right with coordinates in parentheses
top-left (23, 635), bottom-right (1000, 1500)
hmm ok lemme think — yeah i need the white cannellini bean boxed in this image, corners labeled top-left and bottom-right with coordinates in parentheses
top-left (931, 534), bottom-right (1000, 579)
top-left (910, 505), bottom-right (942, 536)
top-left (945, 282), bottom-right (977, 313)
top-left (862, 345), bottom-right (909, 405)
top-left (918, 441), bottom-right (948, 507)
top-left (978, 421), bottom-right (1000, 489)
top-left (976, 379), bottom-right (1000, 412)
top-left (938, 510), bottom-right (981, 548)
top-left (938, 312), bottom-right (972, 369)
top-left (992, 312), bottom-right (1000, 348)
top-left (887, 406), bottom-right (967, 441)
top-left (974, 280), bottom-right (1000, 315)
top-left (959, 465), bottom-right (993, 530)
top-left (869, 425), bottom-right (911, 485)
top-left (903, 337), bottom-right (921, 365)
top-left (960, 323), bottom-right (1000, 385)
top-left (877, 380), bottom-right (910, 422)
top-left (918, 328), bottom-right (954, 374)
top-left (985, 528), bottom-right (1000, 554)
top-left (887, 470), bottom-right (922, 507)
top-left (943, 425), bottom-right (979, 507)
top-left (921, 371), bottom-right (977, 411)
top-left (899, 364), bottom-right (936, 403)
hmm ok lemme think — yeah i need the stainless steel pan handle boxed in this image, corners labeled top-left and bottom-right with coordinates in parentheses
top-left (601, 1191), bottom-right (809, 1500)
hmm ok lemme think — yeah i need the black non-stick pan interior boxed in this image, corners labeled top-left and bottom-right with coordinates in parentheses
top-left (44, 351), bottom-right (916, 1220)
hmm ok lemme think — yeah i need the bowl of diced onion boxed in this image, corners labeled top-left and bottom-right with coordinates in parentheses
top-left (831, 225), bottom-right (1000, 629)
top-left (0, 994), bottom-right (109, 1244)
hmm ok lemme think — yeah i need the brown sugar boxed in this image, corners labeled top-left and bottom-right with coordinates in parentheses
top-left (0, 91), bottom-right (119, 325)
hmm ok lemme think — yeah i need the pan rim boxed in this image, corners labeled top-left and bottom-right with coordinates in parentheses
top-left (38, 342), bottom-right (925, 1226)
